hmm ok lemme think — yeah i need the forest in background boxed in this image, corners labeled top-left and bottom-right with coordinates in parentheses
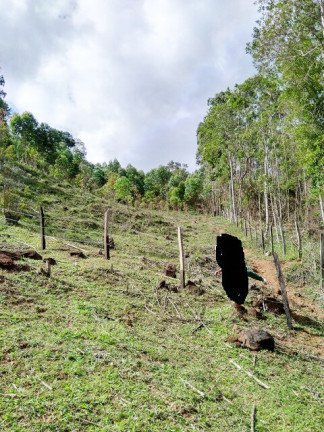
top-left (1, 0), bottom-right (323, 229)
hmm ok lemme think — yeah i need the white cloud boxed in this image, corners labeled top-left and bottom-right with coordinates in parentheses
top-left (0, 0), bottom-right (258, 171)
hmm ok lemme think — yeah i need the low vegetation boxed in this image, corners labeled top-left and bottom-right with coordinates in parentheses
top-left (0, 180), bottom-right (323, 431)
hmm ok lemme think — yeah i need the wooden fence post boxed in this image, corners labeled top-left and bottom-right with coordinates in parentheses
top-left (104, 210), bottom-right (110, 260)
top-left (39, 206), bottom-right (46, 250)
top-left (295, 221), bottom-right (302, 259)
top-left (178, 227), bottom-right (185, 289)
top-left (273, 252), bottom-right (292, 329)
top-left (320, 233), bottom-right (324, 291)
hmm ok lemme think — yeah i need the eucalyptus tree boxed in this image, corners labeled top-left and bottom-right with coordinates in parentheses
top-left (247, 0), bottom-right (324, 222)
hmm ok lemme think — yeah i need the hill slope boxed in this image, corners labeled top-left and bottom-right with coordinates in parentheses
top-left (0, 170), bottom-right (323, 431)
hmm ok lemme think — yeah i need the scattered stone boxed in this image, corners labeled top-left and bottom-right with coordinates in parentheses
top-left (202, 256), bottom-right (213, 265)
top-left (4, 210), bottom-right (20, 225)
top-left (18, 342), bottom-right (29, 349)
top-left (253, 296), bottom-right (284, 315)
top-left (108, 237), bottom-right (115, 249)
top-left (247, 307), bottom-right (263, 319)
top-left (0, 250), bottom-right (41, 270)
top-left (186, 280), bottom-right (205, 296)
top-left (164, 263), bottom-right (176, 278)
top-left (229, 329), bottom-right (275, 351)
top-left (157, 280), bottom-right (179, 293)
top-left (70, 251), bottom-right (86, 258)
top-left (43, 257), bottom-right (56, 266)
top-left (20, 251), bottom-right (43, 260)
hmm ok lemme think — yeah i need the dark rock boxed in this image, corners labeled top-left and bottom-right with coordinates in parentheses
top-left (22, 250), bottom-right (42, 260)
top-left (43, 257), bottom-right (56, 265)
top-left (0, 250), bottom-right (42, 269)
top-left (185, 252), bottom-right (190, 258)
top-left (186, 280), bottom-right (205, 296)
top-left (108, 237), bottom-right (115, 249)
top-left (4, 210), bottom-right (20, 225)
top-left (157, 280), bottom-right (179, 293)
top-left (247, 307), bottom-right (263, 319)
top-left (236, 329), bottom-right (274, 351)
top-left (164, 263), bottom-right (176, 278)
top-left (253, 296), bottom-right (284, 315)
top-left (70, 251), bottom-right (86, 258)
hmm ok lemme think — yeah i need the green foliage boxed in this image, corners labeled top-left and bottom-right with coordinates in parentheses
top-left (184, 171), bottom-right (204, 207)
top-left (114, 176), bottom-right (133, 203)
top-left (144, 165), bottom-right (172, 200)
top-left (0, 73), bottom-right (9, 123)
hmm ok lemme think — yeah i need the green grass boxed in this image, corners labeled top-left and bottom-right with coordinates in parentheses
top-left (0, 169), bottom-right (323, 431)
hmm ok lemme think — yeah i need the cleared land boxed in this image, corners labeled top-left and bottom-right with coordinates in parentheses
top-left (0, 196), bottom-right (323, 431)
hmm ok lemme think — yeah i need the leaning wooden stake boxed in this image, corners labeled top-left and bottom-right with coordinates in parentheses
top-left (104, 210), bottom-right (110, 260)
top-left (320, 233), bottom-right (324, 291)
top-left (45, 260), bottom-right (51, 277)
top-left (39, 206), bottom-right (46, 250)
top-left (273, 252), bottom-right (292, 329)
top-left (178, 227), bottom-right (185, 289)
top-left (251, 404), bottom-right (256, 432)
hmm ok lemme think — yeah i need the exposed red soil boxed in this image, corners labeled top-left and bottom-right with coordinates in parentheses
top-left (216, 227), bottom-right (324, 358)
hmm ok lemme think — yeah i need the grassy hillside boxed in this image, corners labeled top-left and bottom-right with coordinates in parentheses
top-left (0, 166), bottom-right (323, 431)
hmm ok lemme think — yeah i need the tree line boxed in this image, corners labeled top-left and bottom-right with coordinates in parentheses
top-left (1, 0), bottom-right (323, 226)
top-left (197, 0), bottom-right (324, 230)
top-left (0, 78), bottom-right (210, 210)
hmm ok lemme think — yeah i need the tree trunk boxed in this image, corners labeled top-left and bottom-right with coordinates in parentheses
top-left (320, 194), bottom-right (324, 224)
top-left (228, 156), bottom-right (237, 224)
top-left (264, 143), bottom-right (270, 236)
top-left (319, 0), bottom-right (324, 38)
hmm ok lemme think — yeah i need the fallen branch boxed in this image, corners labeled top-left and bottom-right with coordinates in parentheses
top-left (166, 296), bottom-right (185, 319)
top-left (180, 377), bottom-right (205, 398)
top-left (37, 378), bottom-right (53, 390)
top-left (46, 236), bottom-right (87, 252)
top-left (230, 360), bottom-right (270, 389)
top-left (192, 323), bottom-right (204, 334)
top-left (76, 417), bottom-right (102, 427)
top-left (0, 393), bottom-right (23, 398)
top-left (222, 395), bottom-right (233, 404)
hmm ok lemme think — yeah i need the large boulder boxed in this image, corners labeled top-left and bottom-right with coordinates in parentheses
top-left (229, 328), bottom-right (275, 351)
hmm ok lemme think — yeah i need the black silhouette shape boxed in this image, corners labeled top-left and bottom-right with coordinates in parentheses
top-left (216, 234), bottom-right (248, 305)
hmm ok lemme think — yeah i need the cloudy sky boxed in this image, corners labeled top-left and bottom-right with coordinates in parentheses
top-left (0, 0), bottom-right (258, 172)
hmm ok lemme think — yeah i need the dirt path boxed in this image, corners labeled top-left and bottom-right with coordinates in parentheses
top-left (216, 227), bottom-right (324, 357)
